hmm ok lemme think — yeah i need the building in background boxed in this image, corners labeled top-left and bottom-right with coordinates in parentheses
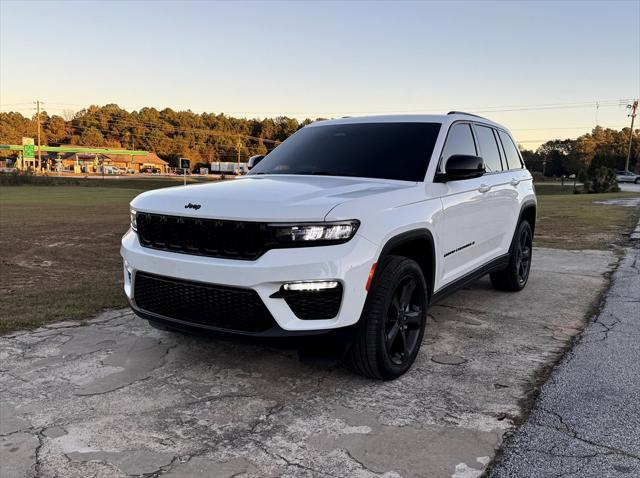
top-left (58, 149), bottom-right (169, 174)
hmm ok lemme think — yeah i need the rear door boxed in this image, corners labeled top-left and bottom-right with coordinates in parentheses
top-left (497, 129), bottom-right (533, 243)
top-left (434, 122), bottom-right (497, 288)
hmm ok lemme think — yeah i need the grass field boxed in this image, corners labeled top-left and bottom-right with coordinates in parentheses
top-left (0, 187), bottom-right (139, 333)
top-left (534, 189), bottom-right (640, 250)
top-left (1, 183), bottom-right (639, 333)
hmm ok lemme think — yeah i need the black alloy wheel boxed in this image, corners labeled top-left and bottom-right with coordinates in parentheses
top-left (385, 276), bottom-right (425, 366)
top-left (347, 255), bottom-right (428, 380)
top-left (490, 220), bottom-right (534, 292)
top-left (515, 224), bottom-right (532, 286)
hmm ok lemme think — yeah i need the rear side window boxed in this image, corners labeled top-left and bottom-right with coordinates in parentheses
top-left (498, 130), bottom-right (523, 169)
top-left (440, 123), bottom-right (477, 164)
top-left (475, 125), bottom-right (503, 173)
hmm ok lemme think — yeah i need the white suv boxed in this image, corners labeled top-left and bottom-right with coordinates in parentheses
top-left (121, 113), bottom-right (536, 379)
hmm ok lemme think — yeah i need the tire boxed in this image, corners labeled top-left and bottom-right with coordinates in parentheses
top-left (490, 220), bottom-right (533, 292)
top-left (635, 178), bottom-right (639, 184)
top-left (347, 255), bottom-right (428, 380)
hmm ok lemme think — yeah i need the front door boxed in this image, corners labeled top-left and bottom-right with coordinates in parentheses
top-left (433, 122), bottom-right (497, 289)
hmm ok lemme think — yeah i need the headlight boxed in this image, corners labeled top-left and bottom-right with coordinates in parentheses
top-left (269, 220), bottom-right (359, 244)
top-left (130, 209), bottom-right (137, 232)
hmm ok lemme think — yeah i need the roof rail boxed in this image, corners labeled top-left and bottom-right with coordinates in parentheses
top-left (447, 111), bottom-right (487, 119)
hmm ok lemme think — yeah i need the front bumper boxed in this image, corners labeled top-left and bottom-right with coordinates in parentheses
top-left (120, 229), bottom-right (378, 332)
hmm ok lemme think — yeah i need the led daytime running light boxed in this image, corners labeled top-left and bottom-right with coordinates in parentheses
top-left (283, 281), bottom-right (339, 291)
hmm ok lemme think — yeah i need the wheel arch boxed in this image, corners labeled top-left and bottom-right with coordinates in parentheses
top-left (377, 229), bottom-right (436, 300)
top-left (518, 200), bottom-right (537, 238)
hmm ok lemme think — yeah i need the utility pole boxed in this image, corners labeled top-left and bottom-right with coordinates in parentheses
top-left (236, 136), bottom-right (242, 165)
top-left (36, 100), bottom-right (42, 172)
top-left (626, 99), bottom-right (638, 173)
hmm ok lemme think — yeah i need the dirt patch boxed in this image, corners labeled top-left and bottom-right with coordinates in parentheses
top-left (534, 191), bottom-right (640, 250)
top-left (0, 186), bottom-right (141, 333)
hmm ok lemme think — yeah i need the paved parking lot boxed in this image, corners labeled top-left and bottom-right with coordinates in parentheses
top-left (619, 182), bottom-right (640, 193)
top-left (0, 248), bottom-right (615, 478)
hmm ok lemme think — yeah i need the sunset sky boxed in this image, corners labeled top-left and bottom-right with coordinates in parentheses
top-left (1, 0), bottom-right (638, 149)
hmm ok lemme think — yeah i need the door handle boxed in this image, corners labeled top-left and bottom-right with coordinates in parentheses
top-left (478, 184), bottom-right (491, 193)
top-left (510, 178), bottom-right (520, 187)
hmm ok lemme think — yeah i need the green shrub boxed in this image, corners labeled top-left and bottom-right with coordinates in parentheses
top-left (577, 166), bottom-right (620, 194)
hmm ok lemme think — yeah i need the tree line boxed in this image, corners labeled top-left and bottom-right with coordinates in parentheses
top-left (1, 104), bottom-right (638, 172)
top-left (521, 126), bottom-right (639, 177)
top-left (0, 104), bottom-right (321, 167)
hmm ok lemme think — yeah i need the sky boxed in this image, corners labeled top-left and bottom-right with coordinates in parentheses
top-left (1, 0), bottom-right (639, 149)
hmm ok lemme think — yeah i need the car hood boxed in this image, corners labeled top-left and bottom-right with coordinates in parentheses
top-left (130, 175), bottom-right (416, 222)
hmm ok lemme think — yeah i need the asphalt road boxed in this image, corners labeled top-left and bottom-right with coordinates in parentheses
top-left (0, 248), bottom-right (616, 478)
top-left (489, 235), bottom-right (640, 477)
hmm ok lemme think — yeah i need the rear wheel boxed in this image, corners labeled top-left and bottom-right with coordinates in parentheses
top-left (490, 220), bottom-right (533, 291)
top-left (347, 255), bottom-right (428, 380)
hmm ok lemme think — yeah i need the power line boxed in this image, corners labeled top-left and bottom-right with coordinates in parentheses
top-left (511, 124), bottom-right (628, 131)
top-left (4, 102), bottom-right (628, 135)
top-left (63, 118), bottom-right (631, 139)
top-left (35, 108), bottom-right (636, 140)
top-left (3, 98), bottom-right (636, 154)
top-left (17, 107), bottom-right (632, 134)
top-left (1, 98), bottom-right (628, 117)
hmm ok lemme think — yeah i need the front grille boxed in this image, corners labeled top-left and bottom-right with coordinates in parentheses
top-left (284, 286), bottom-right (343, 320)
top-left (133, 272), bottom-right (277, 333)
top-left (136, 213), bottom-right (268, 260)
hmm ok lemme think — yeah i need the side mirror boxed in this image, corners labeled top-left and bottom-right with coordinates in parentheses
top-left (247, 155), bottom-right (265, 170)
top-left (435, 155), bottom-right (485, 182)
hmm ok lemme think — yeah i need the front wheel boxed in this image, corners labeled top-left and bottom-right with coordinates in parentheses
top-left (490, 220), bottom-right (533, 291)
top-left (347, 255), bottom-right (428, 380)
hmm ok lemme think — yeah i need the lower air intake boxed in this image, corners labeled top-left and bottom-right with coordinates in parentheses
top-left (134, 272), bottom-right (277, 333)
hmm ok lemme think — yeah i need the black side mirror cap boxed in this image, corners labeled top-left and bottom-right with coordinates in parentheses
top-left (434, 154), bottom-right (485, 182)
top-left (247, 155), bottom-right (265, 170)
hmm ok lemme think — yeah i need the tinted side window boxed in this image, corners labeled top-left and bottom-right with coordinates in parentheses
top-left (498, 130), bottom-right (523, 170)
top-left (441, 123), bottom-right (477, 166)
top-left (475, 125), bottom-right (503, 173)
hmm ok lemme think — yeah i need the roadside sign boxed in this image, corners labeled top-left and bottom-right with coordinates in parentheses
top-left (23, 144), bottom-right (35, 159)
top-left (180, 158), bottom-right (190, 186)
top-left (22, 138), bottom-right (35, 160)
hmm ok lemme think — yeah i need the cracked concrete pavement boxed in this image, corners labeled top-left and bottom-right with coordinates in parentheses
top-left (0, 247), bottom-right (616, 478)
top-left (489, 242), bottom-right (640, 478)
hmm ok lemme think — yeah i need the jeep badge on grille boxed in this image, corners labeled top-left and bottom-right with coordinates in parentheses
top-left (184, 203), bottom-right (201, 210)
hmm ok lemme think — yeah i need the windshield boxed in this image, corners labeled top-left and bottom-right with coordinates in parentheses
top-left (249, 122), bottom-right (441, 182)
